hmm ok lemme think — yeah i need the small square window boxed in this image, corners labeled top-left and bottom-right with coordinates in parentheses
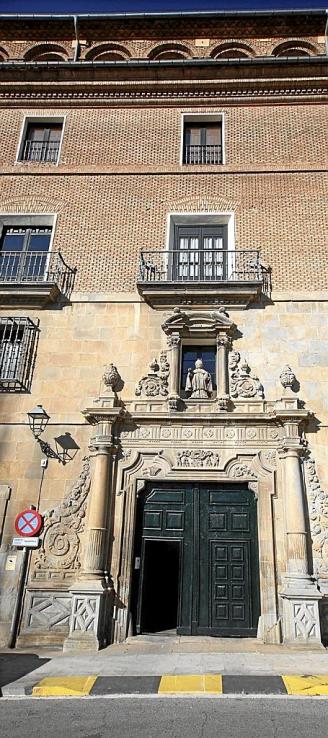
top-left (0, 316), bottom-right (39, 392)
top-left (182, 115), bottom-right (223, 165)
top-left (18, 120), bottom-right (63, 163)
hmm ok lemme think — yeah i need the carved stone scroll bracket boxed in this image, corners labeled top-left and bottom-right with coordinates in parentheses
top-left (135, 352), bottom-right (170, 398)
top-left (229, 351), bottom-right (264, 399)
top-left (305, 455), bottom-right (328, 578)
top-left (33, 456), bottom-right (91, 581)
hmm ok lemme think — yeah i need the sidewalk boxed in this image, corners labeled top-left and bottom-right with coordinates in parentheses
top-left (1, 636), bottom-right (328, 697)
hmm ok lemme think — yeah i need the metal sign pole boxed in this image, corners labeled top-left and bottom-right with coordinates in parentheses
top-left (7, 545), bottom-right (30, 649)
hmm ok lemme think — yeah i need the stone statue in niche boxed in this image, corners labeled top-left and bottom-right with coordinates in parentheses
top-left (185, 358), bottom-right (213, 399)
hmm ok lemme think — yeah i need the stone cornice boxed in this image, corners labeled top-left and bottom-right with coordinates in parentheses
top-left (0, 83), bottom-right (327, 105)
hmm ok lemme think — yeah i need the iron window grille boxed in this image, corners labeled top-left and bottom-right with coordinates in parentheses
top-left (0, 316), bottom-right (40, 392)
top-left (19, 123), bottom-right (62, 163)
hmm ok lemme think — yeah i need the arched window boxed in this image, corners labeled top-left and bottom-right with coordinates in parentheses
top-left (24, 44), bottom-right (68, 62)
top-left (272, 41), bottom-right (317, 58)
top-left (149, 44), bottom-right (190, 61)
top-left (85, 44), bottom-right (131, 62)
top-left (211, 43), bottom-right (255, 60)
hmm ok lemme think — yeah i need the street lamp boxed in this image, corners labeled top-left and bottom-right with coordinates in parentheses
top-left (27, 407), bottom-right (79, 464)
top-left (27, 405), bottom-right (50, 439)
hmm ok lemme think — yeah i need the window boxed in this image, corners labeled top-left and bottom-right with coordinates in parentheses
top-left (0, 226), bottom-right (52, 281)
top-left (181, 345), bottom-right (216, 396)
top-left (183, 119), bottom-right (223, 164)
top-left (18, 119), bottom-right (64, 163)
top-left (0, 317), bottom-right (39, 391)
top-left (172, 224), bottom-right (228, 281)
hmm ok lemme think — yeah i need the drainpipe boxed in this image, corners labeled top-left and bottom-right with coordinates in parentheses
top-left (73, 14), bottom-right (80, 62)
top-left (325, 10), bottom-right (328, 55)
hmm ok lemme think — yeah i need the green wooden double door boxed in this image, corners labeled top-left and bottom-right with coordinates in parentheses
top-left (133, 483), bottom-right (260, 637)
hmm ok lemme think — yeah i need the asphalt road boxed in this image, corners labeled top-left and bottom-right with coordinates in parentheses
top-left (1, 697), bottom-right (328, 738)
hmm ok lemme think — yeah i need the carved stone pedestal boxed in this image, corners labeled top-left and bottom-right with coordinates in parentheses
top-left (63, 581), bottom-right (113, 652)
top-left (281, 578), bottom-right (323, 649)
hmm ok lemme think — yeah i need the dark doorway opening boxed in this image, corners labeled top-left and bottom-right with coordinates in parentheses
top-left (140, 540), bottom-right (180, 634)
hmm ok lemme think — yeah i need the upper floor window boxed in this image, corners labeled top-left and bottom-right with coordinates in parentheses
top-left (183, 115), bottom-right (223, 165)
top-left (0, 226), bottom-right (52, 281)
top-left (18, 119), bottom-right (64, 164)
top-left (173, 224), bottom-right (228, 281)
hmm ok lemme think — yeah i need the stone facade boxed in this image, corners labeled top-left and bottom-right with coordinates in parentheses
top-left (0, 10), bottom-right (328, 649)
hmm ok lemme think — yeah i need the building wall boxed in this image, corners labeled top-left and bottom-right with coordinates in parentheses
top-left (0, 11), bottom-right (327, 647)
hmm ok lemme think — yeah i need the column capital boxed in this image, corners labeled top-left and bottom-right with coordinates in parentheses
top-left (167, 333), bottom-right (181, 349)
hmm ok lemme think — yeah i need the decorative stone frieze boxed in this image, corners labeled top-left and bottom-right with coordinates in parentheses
top-left (229, 351), bottom-right (264, 399)
top-left (135, 352), bottom-right (170, 398)
top-left (34, 457), bottom-right (91, 580)
top-left (176, 449), bottom-right (220, 468)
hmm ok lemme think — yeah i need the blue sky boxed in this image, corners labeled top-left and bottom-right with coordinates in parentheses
top-left (0, 1), bottom-right (326, 14)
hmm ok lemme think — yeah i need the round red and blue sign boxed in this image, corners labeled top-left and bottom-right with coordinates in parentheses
top-left (14, 509), bottom-right (43, 537)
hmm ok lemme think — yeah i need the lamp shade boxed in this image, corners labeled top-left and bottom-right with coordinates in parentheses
top-left (27, 405), bottom-right (50, 438)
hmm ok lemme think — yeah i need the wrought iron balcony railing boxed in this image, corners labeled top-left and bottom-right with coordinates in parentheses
top-left (139, 248), bottom-right (270, 291)
top-left (21, 139), bottom-right (60, 163)
top-left (183, 144), bottom-right (223, 165)
top-left (0, 250), bottom-right (76, 299)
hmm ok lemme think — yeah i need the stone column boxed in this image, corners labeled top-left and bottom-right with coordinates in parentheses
top-left (216, 334), bottom-right (230, 411)
top-left (167, 333), bottom-right (181, 411)
top-left (64, 443), bottom-right (114, 652)
top-left (279, 436), bottom-right (322, 648)
top-left (81, 445), bottom-right (110, 579)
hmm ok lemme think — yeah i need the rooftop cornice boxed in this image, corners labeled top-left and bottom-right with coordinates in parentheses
top-left (0, 9), bottom-right (326, 20)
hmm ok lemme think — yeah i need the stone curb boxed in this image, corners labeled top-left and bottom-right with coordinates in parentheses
top-left (2, 674), bottom-right (328, 698)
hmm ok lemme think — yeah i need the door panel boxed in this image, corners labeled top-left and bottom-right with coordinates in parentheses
top-left (134, 482), bottom-right (260, 637)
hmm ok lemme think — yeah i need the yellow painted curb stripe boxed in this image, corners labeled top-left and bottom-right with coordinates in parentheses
top-left (32, 675), bottom-right (97, 697)
top-left (158, 674), bottom-right (222, 694)
top-left (282, 675), bottom-right (328, 696)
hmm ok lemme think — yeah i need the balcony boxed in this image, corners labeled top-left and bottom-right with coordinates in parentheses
top-left (0, 251), bottom-right (77, 307)
top-left (137, 248), bottom-right (270, 309)
top-left (183, 144), bottom-right (222, 165)
top-left (20, 139), bottom-right (60, 163)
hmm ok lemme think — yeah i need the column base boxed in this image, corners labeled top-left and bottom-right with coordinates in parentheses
top-left (63, 580), bottom-right (113, 653)
top-left (281, 577), bottom-right (323, 649)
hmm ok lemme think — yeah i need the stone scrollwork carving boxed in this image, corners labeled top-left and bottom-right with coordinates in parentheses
top-left (230, 463), bottom-right (257, 479)
top-left (305, 456), bottom-right (328, 576)
top-left (229, 351), bottom-right (264, 399)
top-left (35, 457), bottom-right (91, 577)
top-left (135, 352), bottom-right (170, 397)
top-left (176, 450), bottom-right (220, 468)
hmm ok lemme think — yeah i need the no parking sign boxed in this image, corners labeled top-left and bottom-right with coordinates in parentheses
top-left (14, 509), bottom-right (43, 537)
